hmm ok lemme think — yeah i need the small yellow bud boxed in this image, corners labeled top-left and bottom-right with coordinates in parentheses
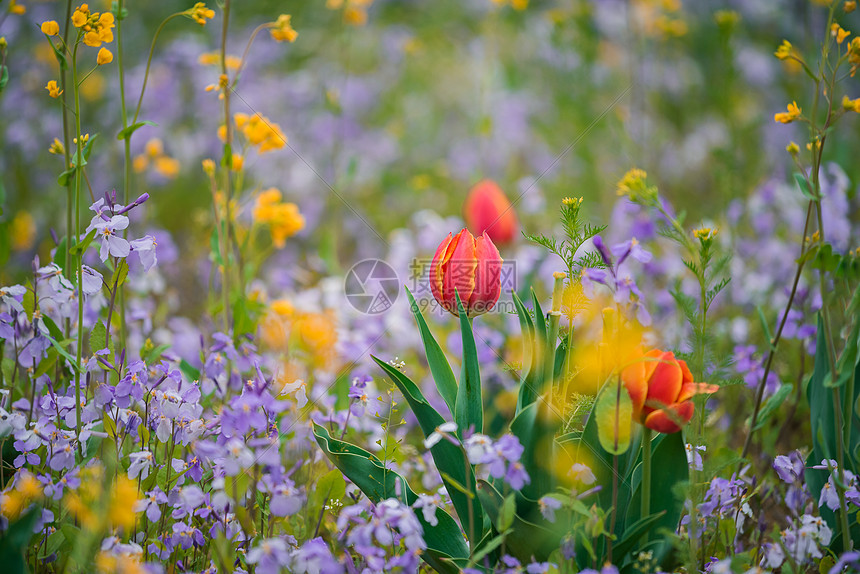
top-left (847, 0), bottom-right (857, 12)
top-left (786, 141), bottom-right (800, 155)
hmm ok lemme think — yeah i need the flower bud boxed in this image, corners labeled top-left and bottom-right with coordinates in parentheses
top-left (463, 180), bottom-right (518, 245)
top-left (430, 229), bottom-right (502, 318)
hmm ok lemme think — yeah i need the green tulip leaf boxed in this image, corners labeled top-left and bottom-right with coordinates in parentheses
top-left (455, 291), bottom-right (483, 438)
top-left (313, 423), bottom-right (467, 571)
top-left (372, 355), bottom-right (484, 543)
top-left (405, 287), bottom-right (458, 417)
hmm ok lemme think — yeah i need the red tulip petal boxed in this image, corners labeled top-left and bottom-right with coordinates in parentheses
top-left (678, 358), bottom-right (695, 384)
top-left (644, 401), bottom-right (695, 434)
top-left (464, 180), bottom-right (519, 245)
top-left (430, 232), bottom-right (453, 313)
top-left (442, 229), bottom-right (477, 315)
top-left (468, 232), bottom-right (503, 316)
top-left (621, 361), bottom-right (648, 421)
top-left (678, 382), bottom-right (720, 403)
top-left (645, 351), bottom-right (683, 410)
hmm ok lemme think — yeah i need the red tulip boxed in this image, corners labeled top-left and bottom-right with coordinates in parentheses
top-left (463, 179), bottom-right (518, 245)
top-left (430, 229), bottom-right (503, 317)
top-left (621, 350), bottom-right (719, 434)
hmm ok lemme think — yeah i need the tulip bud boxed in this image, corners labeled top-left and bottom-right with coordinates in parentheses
top-left (463, 180), bottom-right (518, 245)
top-left (621, 350), bottom-right (719, 433)
top-left (430, 229), bottom-right (502, 317)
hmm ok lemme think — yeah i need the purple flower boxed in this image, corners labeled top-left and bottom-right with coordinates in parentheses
top-left (773, 451), bottom-right (805, 484)
top-left (538, 495), bottom-right (562, 522)
top-left (612, 238), bottom-right (652, 266)
top-left (89, 214), bottom-right (131, 261)
top-left (592, 235), bottom-right (613, 268)
top-left (134, 487), bottom-right (167, 522)
top-left (505, 462), bottom-right (530, 490)
top-left (130, 236), bottom-right (158, 271)
top-left (128, 450), bottom-right (154, 480)
top-left (292, 537), bottom-right (342, 574)
top-left (80, 265), bottom-right (104, 295)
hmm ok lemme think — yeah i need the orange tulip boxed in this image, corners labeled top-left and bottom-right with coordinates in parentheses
top-left (463, 179), bottom-right (518, 245)
top-left (621, 350), bottom-right (718, 434)
top-left (430, 228), bottom-right (502, 317)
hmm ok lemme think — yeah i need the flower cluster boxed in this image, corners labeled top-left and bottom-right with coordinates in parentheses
top-left (252, 188), bottom-right (306, 248)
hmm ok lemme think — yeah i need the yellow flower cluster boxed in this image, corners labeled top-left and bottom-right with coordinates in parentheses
top-left (72, 4), bottom-right (115, 48)
top-left (562, 196), bottom-right (584, 206)
top-left (774, 101), bottom-right (802, 123)
top-left (0, 471), bottom-right (42, 521)
top-left (616, 168), bottom-right (658, 203)
top-left (775, 40), bottom-right (793, 60)
top-left (64, 466), bottom-right (139, 531)
top-left (260, 298), bottom-right (338, 369)
top-left (133, 139), bottom-right (180, 178)
top-left (326, 0), bottom-right (374, 26)
top-left (270, 14), bottom-right (298, 43)
top-left (233, 113), bottom-right (287, 153)
top-left (253, 188), bottom-right (305, 248)
top-left (187, 2), bottom-right (215, 26)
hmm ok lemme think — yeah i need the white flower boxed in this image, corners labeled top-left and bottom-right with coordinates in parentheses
top-left (569, 463), bottom-right (596, 485)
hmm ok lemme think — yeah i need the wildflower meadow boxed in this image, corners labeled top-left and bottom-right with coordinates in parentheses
top-left (2, 0), bottom-right (860, 573)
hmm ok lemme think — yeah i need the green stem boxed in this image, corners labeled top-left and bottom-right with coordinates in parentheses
top-left (640, 426), bottom-right (652, 542)
top-left (71, 40), bottom-right (84, 459)
top-left (220, 0), bottom-right (233, 333)
top-left (132, 13), bottom-right (183, 125)
top-left (61, 0), bottom-right (74, 340)
top-left (117, 0), bottom-right (130, 349)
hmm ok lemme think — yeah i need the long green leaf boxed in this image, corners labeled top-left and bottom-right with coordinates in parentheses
top-left (405, 287), bottom-right (458, 416)
top-left (512, 291), bottom-right (539, 413)
top-left (455, 291), bottom-right (482, 438)
top-left (372, 356), bottom-right (484, 543)
top-left (313, 424), bottom-right (467, 571)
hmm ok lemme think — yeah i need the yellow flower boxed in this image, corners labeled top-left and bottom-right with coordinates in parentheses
top-left (774, 39), bottom-right (793, 60)
top-left (847, 1), bottom-right (857, 13)
top-left (9, 0), bottom-right (25, 15)
top-left (843, 95), bottom-right (860, 112)
top-left (198, 51), bottom-right (241, 69)
top-left (132, 155), bottom-right (148, 173)
top-left (231, 153), bottom-right (244, 171)
top-left (0, 471), bottom-right (42, 520)
top-left (97, 47), bottom-right (113, 65)
top-left (271, 299), bottom-right (294, 317)
top-left (11, 211), bottom-right (36, 251)
top-left (237, 113), bottom-right (286, 153)
top-left (41, 21), bottom-right (60, 36)
top-left (270, 14), bottom-right (298, 43)
top-left (154, 156), bottom-right (180, 178)
top-left (786, 141), bottom-right (800, 155)
top-left (188, 2), bottom-right (215, 26)
top-left (202, 158), bottom-right (216, 176)
top-left (71, 4), bottom-right (89, 27)
top-left (45, 80), bottom-right (63, 98)
top-left (145, 138), bottom-right (164, 157)
top-left (832, 23), bottom-right (851, 44)
top-left (774, 101), bottom-right (802, 123)
top-left (253, 188), bottom-right (305, 248)
top-left (108, 477), bottom-right (138, 530)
